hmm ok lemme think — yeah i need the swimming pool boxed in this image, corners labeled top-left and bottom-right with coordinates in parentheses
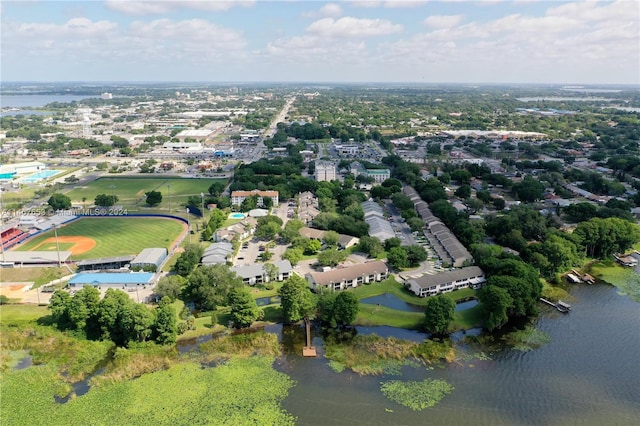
top-left (21, 170), bottom-right (61, 183)
top-left (228, 213), bottom-right (245, 219)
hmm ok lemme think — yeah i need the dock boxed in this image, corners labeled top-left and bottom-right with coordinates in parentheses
top-left (540, 298), bottom-right (571, 313)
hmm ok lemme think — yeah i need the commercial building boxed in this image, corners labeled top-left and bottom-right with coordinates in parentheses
top-left (315, 161), bottom-right (337, 182)
top-left (68, 272), bottom-right (155, 289)
top-left (130, 248), bottom-right (167, 271)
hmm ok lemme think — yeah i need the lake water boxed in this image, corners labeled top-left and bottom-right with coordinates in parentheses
top-left (0, 94), bottom-right (98, 108)
top-left (275, 284), bottom-right (640, 425)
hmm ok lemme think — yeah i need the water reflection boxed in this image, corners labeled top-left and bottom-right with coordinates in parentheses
top-left (361, 293), bottom-right (478, 312)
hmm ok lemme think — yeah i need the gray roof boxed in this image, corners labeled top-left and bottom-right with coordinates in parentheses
top-left (202, 242), bottom-right (233, 265)
top-left (131, 248), bottom-right (167, 265)
top-left (307, 261), bottom-right (388, 285)
top-left (76, 255), bottom-right (135, 266)
top-left (231, 263), bottom-right (264, 279)
top-left (408, 267), bottom-right (484, 289)
top-left (3, 251), bottom-right (72, 263)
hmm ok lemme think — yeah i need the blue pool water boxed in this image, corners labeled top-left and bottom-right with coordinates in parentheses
top-left (229, 213), bottom-right (245, 219)
top-left (21, 169), bottom-right (61, 183)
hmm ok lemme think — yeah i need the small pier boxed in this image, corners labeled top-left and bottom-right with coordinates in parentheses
top-left (540, 298), bottom-right (571, 313)
top-left (302, 319), bottom-right (316, 357)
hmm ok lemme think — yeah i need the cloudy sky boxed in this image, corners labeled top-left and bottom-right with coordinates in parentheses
top-left (1, 0), bottom-right (638, 84)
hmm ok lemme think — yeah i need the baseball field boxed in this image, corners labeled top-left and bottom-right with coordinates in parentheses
top-left (14, 217), bottom-right (186, 260)
top-left (65, 177), bottom-right (227, 210)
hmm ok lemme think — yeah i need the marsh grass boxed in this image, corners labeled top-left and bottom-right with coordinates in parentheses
top-left (380, 379), bottom-right (454, 410)
top-left (503, 326), bottom-right (551, 352)
top-left (199, 331), bottom-right (281, 361)
top-left (324, 334), bottom-right (455, 375)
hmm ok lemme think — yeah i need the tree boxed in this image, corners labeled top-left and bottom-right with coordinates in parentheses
top-left (228, 287), bottom-right (261, 328)
top-left (67, 285), bottom-right (101, 332)
top-left (208, 181), bottom-right (226, 196)
top-left (387, 246), bottom-right (409, 269)
top-left (282, 219), bottom-right (304, 243)
top-left (48, 290), bottom-right (72, 327)
top-left (282, 247), bottom-right (304, 266)
top-left (153, 297), bottom-right (178, 344)
top-left (305, 239), bottom-right (322, 255)
top-left (255, 221), bottom-right (281, 240)
top-left (322, 230), bottom-right (340, 247)
top-left (454, 184), bottom-right (471, 199)
top-left (278, 275), bottom-right (316, 323)
top-left (154, 275), bottom-right (185, 302)
top-left (511, 176), bottom-right (545, 203)
top-left (173, 244), bottom-right (204, 276)
top-left (479, 285), bottom-right (512, 331)
top-left (95, 193), bottom-right (118, 207)
top-left (145, 190), bottom-right (162, 207)
top-left (48, 193), bottom-right (71, 210)
top-left (384, 237), bottom-right (402, 251)
top-left (405, 245), bottom-right (428, 266)
top-left (183, 264), bottom-right (243, 311)
top-left (358, 235), bottom-right (384, 257)
top-left (407, 217), bottom-right (425, 233)
top-left (317, 248), bottom-right (348, 267)
top-left (423, 295), bottom-right (455, 334)
top-left (332, 292), bottom-right (359, 326)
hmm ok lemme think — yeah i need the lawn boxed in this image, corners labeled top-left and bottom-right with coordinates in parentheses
top-left (352, 277), bottom-right (477, 306)
top-left (14, 217), bottom-right (186, 260)
top-left (0, 304), bottom-right (50, 323)
top-left (65, 176), bottom-right (227, 210)
top-left (0, 266), bottom-right (72, 287)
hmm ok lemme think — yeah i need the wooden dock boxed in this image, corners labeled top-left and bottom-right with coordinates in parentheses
top-left (540, 298), bottom-right (571, 313)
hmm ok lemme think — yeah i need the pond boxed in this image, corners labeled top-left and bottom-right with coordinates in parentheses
top-left (360, 293), bottom-right (425, 312)
top-left (360, 293), bottom-right (478, 312)
top-left (255, 296), bottom-right (281, 306)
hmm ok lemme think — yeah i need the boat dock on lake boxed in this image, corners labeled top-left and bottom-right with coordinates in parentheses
top-left (540, 298), bottom-right (571, 313)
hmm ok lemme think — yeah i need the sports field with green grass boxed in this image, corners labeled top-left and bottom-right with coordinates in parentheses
top-left (14, 217), bottom-right (186, 260)
top-left (65, 177), bottom-right (227, 211)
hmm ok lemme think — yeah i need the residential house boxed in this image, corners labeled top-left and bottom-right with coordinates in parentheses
top-left (231, 190), bottom-right (279, 207)
top-left (305, 261), bottom-right (388, 291)
top-left (406, 267), bottom-right (486, 297)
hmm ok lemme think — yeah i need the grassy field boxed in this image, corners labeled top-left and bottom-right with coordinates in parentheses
top-left (14, 217), bottom-right (186, 260)
top-left (65, 176), bottom-right (227, 210)
top-left (0, 267), bottom-right (71, 286)
top-left (352, 277), bottom-right (477, 306)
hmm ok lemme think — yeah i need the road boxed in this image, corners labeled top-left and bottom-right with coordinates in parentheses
top-left (248, 96), bottom-right (296, 163)
top-left (384, 200), bottom-right (416, 246)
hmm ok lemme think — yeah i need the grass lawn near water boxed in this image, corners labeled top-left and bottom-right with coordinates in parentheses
top-left (15, 217), bottom-right (185, 260)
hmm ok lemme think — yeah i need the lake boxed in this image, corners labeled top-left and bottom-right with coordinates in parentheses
top-left (0, 94), bottom-right (99, 108)
top-left (276, 284), bottom-right (640, 425)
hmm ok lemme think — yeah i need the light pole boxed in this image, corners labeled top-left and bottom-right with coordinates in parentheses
top-left (200, 192), bottom-right (205, 225)
top-left (53, 224), bottom-right (62, 267)
top-left (167, 184), bottom-right (171, 213)
top-left (186, 208), bottom-right (192, 244)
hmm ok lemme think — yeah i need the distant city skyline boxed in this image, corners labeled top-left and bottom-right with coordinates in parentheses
top-left (1, 1), bottom-right (638, 85)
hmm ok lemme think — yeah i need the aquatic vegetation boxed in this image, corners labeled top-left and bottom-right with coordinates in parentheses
top-left (503, 326), bottom-right (551, 352)
top-left (324, 334), bottom-right (455, 375)
top-left (1, 357), bottom-right (296, 426)
top-left (199, 330), bottom-right (281, 361)
top-left (328, 360), bottom-right (345, 373)
top-left (380, 379), bottom-right (454, 410)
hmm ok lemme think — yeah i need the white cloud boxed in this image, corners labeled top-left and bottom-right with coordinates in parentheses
top-left (1, 17), bottom-right (247, 63)
top-left (374, 0), bottom-right (639, 83)
top-left (350, 0), bottom-right (426, 8)
top-left (423, 14), bottom-right (464, 29)
top-left (105, 0), bottom-right (255, 16)
top-left (303, 3), bottom-right (343, 18)
top-left (306, 17), bottom-right (403, 38)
